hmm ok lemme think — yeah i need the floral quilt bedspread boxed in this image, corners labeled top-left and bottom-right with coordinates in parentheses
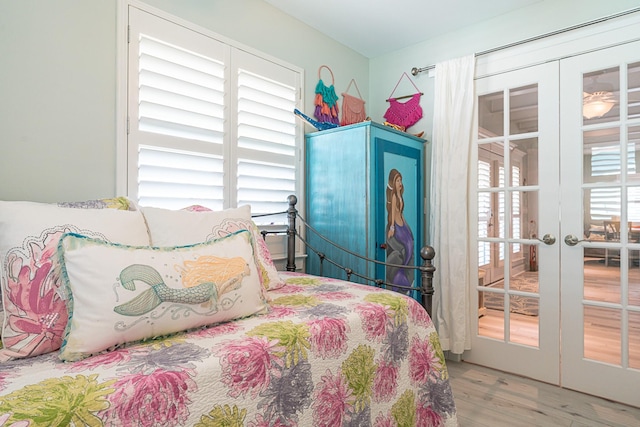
top-left (0, 272), bottom-right (457, 427)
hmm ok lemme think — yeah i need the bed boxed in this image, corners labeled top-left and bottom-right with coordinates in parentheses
top-left (0, 196), bottom-right (457, 426)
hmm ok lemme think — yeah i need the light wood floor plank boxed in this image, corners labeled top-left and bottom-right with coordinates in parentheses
top-left (478, 261), bottom-right (640, 366)
top-left (447, 361), bottom-right (640, 426)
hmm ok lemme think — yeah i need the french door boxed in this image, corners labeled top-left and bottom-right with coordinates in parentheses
top-left (468, 40), bottom-right (640, 408)
top-left (560, 40), bottom-right (640, 407)
top-left (469, 61), bottom-right (561, 385)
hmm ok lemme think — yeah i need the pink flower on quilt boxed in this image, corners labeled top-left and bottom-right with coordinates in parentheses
top-left (264, 305), bottom-right (298, 319)
top-left (350, 282), bottom-right (385, 293)
top-left (319, 291), bottom-right (353, 301)
top-left (308, 317), bottom-right (349, 359)
top-left (102, 369), bottom-right (195, 427)
top-left (0, 371), bottom-right (15, 393)
top-left (191, 322), bottom-right (241, 338)
top-left (373, 359), bottom-right (398, 402)
top-left (408, 298), bottom-right (432, 327)
top-left (65, 348), bottom-right (132, 372)
top-left (373, 412), bottom-right (395, 427)
top-left (409, 336), bottom-right (442, 385)
top-left (215, 336), bottom-right (282, 398)
top-left (417, 404), bottom-right (444, 427)
top-left (355, 302), bottom-right (391, 342)
top-left (275, 284), bottom-right (305, 294)
top-left (0, 413), bottom-right (30, 427)
top-left (248, 414), bottom-right (295, 427)
top-left (4, 233), bottom-right (67, 356)
top-left (312, 369), bottom-right (353, 427)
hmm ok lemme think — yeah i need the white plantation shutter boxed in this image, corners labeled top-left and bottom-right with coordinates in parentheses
top-left (138, 147), bottom-right (224, 210)
top-left (498, 166), bottom-right (505, 260)
top-left (590, 187), bottom-right (621, 220)
top-left (235, 52), bottom-right (297, 221)
top-left (135, 33), bottom-right (226, 210)
top-left (588, 144), bottom-right (639, 221)
top-left (478, 160), bottom-right (491, 266)
top-left (137, 36), bottom-right (225, 143)
top-left (127, 7), bottom-right (301, 218)
top-left (511, 166), bottom-right (521, 253)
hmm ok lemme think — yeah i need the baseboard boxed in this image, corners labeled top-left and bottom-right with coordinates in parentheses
top-left (444, 351), bottom-right (462, 362)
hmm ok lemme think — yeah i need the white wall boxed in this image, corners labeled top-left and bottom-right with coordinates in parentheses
top-left (0, 1), bottom-right (117, 202)
top-left (0, 0), bottom-right (368, 202)
top-left (369, 0), bottom-right (640, 143)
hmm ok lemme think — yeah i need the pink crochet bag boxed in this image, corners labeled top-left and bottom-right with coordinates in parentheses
top-left (384, 72), bottom-right (423, 130)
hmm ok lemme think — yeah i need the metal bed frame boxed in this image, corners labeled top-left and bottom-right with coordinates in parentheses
top-left (256, 195), bottom-right (436, 316)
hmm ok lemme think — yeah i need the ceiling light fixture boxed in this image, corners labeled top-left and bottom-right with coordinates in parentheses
top-left (583, 91), bottom-right (615, 119)
top-left (583, 77), bottom-right (616, 119)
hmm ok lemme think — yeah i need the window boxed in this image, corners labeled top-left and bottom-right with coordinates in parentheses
top-left (478, 148), bottom-right (523, 267)
top-left (588, 143), bottom-right (638, 222)
top-left (478, 160), bottom-right (491, 266)
top-left (122, 5), bottom-right (302, 223)
top-left (498, 165), bottom-right (505, 261)
top-left (511, 165), bottom-right (521, 253)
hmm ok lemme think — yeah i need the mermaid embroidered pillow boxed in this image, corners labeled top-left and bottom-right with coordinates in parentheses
top-left (141, 205), bottom-right (285, 291)
top-left (57, 230), bottom-right (269, 361)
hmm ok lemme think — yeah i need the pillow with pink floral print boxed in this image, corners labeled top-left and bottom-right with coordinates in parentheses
top-left (142, 204), bottom-right (285, 291)
top-left (0, 200), bottom-right (150, 360)
top-left (0, 197), bottom-right (135, 313)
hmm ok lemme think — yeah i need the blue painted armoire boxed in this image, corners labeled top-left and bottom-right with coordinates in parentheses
top-left (305, 121), bottom-right (428, 291)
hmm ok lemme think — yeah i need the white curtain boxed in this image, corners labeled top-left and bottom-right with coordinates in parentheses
top-left (430, 55), bottom-right (475, 354)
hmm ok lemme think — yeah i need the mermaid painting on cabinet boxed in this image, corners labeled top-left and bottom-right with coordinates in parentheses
top-left (385, 168), bottom-right (414, 293)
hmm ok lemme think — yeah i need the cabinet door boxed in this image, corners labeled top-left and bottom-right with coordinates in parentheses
top-left (305, 126), bottom-right (370, 281)
top-left (374, 135), bottom-right (424, 297)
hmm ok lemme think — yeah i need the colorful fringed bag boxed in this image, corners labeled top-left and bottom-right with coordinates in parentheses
top-left (384, 72), bottom-right (423, 130)
top-left (340, 78), bottom-right (366, 126)
top-left (314, 65), bottom-right (340, 125)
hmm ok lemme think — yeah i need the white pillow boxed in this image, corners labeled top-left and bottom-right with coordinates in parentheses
top-left (0, 201), bottom-right (150, 360)
top-left (57, 230), bottom-right (269, 361)
top-left (142, 205), bottom-right (285, 290)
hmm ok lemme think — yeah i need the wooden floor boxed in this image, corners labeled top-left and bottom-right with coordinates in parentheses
top-left (478, 259), bottom-right (640, 366)
top-left (447, 360), bottom-right (640, 426)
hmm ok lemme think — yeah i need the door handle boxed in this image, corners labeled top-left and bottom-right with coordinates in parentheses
top-left (535, 234), bottom-right (556, 245)
top-left (564, 234), bottom-right (587, 246)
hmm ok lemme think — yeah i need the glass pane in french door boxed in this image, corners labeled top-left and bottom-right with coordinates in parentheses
top-left (477, 85), bottom-right (540, 348)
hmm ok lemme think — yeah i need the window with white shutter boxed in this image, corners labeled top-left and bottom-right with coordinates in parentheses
top-left (125, 6), bottom-right (302, 222)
